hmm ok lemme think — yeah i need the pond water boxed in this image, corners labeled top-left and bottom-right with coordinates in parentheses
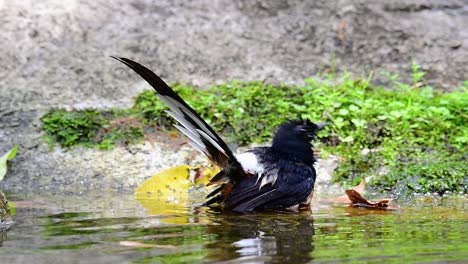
top-left (0, 192), bottom-right (466, 263)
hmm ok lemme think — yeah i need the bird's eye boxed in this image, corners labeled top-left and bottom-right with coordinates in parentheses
top-left (297, 125), bottom-right (310, 133)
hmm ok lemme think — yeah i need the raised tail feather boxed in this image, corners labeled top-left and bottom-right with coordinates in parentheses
top-left (112, 57), bottom-right (245, 186)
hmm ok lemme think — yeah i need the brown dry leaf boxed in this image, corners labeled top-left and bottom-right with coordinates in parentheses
top-left (331, 179), bottom-right (397, 210)
top-left (333, 179), bottom-right (366, 203)
top-left (345, 190), bottom-right (396, 210)
top-left (119, 240), bottom-right (176, 249)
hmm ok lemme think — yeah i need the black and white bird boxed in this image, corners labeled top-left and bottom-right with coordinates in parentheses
top-left (113, 57), bottom-right (324, 212)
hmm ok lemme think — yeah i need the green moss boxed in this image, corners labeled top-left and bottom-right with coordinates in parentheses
top-left (40, 67), bottom-right (467, 195)
top-left (0, 192), bottom-right (10, 220)
top-left (41, 109), bottom-right (143, 149)
top-left (374, 150), bottom-right (467, 195)
top-left (42, 109), bottom-right (106, 147)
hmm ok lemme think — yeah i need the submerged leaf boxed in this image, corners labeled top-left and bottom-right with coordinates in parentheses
top-left (0, 145), bottom-right (19, 181)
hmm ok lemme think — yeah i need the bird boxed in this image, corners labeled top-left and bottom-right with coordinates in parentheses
top-left (112, 57), bottom-right (324, 212)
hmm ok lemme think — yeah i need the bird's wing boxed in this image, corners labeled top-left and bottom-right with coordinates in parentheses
top-left (223, 180), bottom-right (277, 212)
top-left (113, 57), bottom-right (244, 183)
top-left (223, 160), bottom-right (315, 212)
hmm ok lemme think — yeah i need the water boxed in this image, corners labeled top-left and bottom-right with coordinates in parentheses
top-left (0, 192), bottom-right (466, 263)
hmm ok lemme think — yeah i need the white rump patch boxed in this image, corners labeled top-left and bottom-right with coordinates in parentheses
top-left (235, 152), bottom-right (262, 174)
top-left (236, 152), bottom-right (279, 189)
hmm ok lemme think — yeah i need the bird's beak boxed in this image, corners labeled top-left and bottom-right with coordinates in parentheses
top-left (317, 122), bottom-right (327, 130)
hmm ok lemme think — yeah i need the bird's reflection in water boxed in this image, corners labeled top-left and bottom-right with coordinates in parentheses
top-left (205, 210), bottom-right (315, 263)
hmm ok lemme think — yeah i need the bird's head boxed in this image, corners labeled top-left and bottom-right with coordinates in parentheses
top-left (271, 119), bottom-right (325, 162)
top-left (273, 119), bottom-right (325, 143)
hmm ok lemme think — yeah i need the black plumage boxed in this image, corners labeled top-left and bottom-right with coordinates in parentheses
top-left (113, 57), bottom-right (323, 212)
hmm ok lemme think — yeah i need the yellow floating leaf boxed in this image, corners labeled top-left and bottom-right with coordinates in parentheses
top-left (192, 165), bottom-right (221, 186)
top-left (135, 165), bottom-right (192, 201)
top-left (135, 165), bottom-right (220, 222)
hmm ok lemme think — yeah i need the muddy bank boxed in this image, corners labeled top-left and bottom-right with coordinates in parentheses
top-left (0, 0), bottom-right (467, 194)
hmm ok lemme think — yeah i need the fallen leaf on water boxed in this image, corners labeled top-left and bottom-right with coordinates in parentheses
top-left (333, 179), bottom-right (366, 203)
top-left (135, 165), bottom-right (219, 199)
top-left (345, 190), bottom-right (396, 210)
top-left (0, 145), bottom-right (18, 181)
top-left (135, 165), bottom-right (193, 200)
top-left (192, 165), bottom-right (220, 185)
top-left (119, 240), bottom-right (176, 249)
top-left (135, 165), bottom-right (219, 221)
top-left (332, 179), bottom-right (398, 210)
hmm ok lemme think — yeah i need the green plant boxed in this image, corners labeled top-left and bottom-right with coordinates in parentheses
top-left (42, 110), bottom-right (144, 149)
top-left (411, 58), bottom-right (425, 85)
top-left (42, 110), bottom-right (106, 147)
